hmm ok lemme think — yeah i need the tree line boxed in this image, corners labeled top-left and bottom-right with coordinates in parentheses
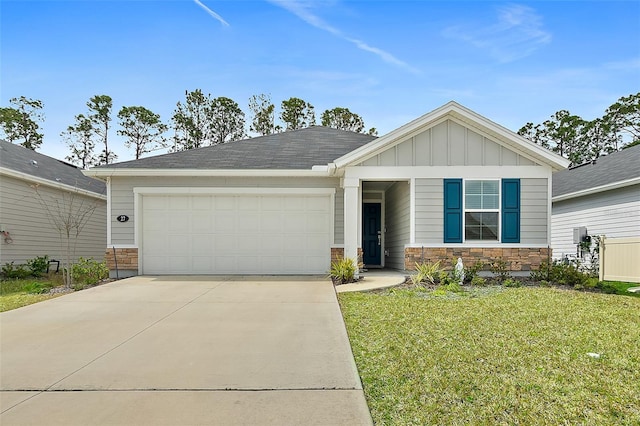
top-left (1, 91), bottom-right (638, 168)
top-left (517, 92), bottom-right (639, 165)
top-left (0, 91), bottom-right (377, 167)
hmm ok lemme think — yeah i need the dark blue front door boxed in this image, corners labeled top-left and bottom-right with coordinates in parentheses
top-left (362, 203), bottom-right (382, 266)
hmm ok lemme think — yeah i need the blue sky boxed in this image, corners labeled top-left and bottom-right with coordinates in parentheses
top-left (2, 0), bottom-right (639, 163)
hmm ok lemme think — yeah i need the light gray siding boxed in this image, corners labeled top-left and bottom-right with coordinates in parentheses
top-left (0, 175), bottom-right (107, 265)
top-left (551, 185), bottom-right (640, 259)
top-left (357, 119), bottom-right (542, 167)
top-left (384, 181), bottom-right (410, 269)
top-left (415, 178), bottom-right (443, 243)
top-left (110, 176), bottom-right (342, 245)
top-left (521, 178), bottom-right (549, 244)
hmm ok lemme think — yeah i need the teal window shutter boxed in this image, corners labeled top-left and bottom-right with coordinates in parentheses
top-left (444, 179), bottom-right (463, 243)
top-left (501, 179), bottom-right (520, 243)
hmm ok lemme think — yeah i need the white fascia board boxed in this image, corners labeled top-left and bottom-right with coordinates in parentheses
top-left (345, 165), bottom-right (551, 180)
top-left (133, 187), bottom-right (336, 195)
top-left (333, 101), bottom-right (570, 171)
top-left (552, 177), bottom-right (640, 202)
top-left (83, 168), bottom-right (331, 178)
top-left (1, 167), bottom-right (107, 201)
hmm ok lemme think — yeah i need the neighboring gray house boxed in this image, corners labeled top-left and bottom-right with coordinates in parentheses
top-left (85, 102), bottom-right (569, 277)
top-left (0, 140), bottom-right (107, 267)
top-left (551, 144), bottom-right (640, 260)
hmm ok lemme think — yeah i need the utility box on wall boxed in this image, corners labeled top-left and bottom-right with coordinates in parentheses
top-left (573, 226), bottom-right (587, 244)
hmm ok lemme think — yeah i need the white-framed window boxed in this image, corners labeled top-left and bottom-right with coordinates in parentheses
top-left (464, 180), bottom-right (499, 241)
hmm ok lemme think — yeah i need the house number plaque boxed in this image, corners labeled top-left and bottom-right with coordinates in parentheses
top-left (116, 215), bottom-right (129, 223)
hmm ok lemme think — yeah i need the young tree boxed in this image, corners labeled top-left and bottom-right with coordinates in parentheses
top-left (248, 93), bottom-right (277, 135)
top-left (321, 107), bottom-right (365, 133)
top-left (63, 114), bottom-right (98, 169)
top-left (280, 97), bottom-right (315, 130)
top-left (32, 183), bottom-right (102, 287)
top-left (87, 95), bottom-right (116, 164)
top-left (117, 106), bottom-right (168, 159)
top-left (209, 96), bottom-right (246, 145)
top-left (172, 89), bottom-right (213, 151)
top-left (0, 96), bottom-right (44, 150)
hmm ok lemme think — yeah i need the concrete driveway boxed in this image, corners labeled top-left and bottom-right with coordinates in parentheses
top-left (0, 276), bottom-right (372, 425)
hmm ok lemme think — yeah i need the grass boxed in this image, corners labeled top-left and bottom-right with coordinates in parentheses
top-left (339, 286), bottom-right (640, 425)
top-left (0, 275), bottom-right (66, 312)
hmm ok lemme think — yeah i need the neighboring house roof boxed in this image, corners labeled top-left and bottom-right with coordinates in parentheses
top-left (333, 101), bottom-right (571, 172)
top-left (93, 126), bottom-right (376, 170)
top-left (0, 140), bottom-right (106, 196)
top-left (552, 144), bottom-right (640, 201)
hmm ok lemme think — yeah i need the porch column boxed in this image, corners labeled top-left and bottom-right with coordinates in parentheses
top-left (343, 178), bottom-right (360, 274)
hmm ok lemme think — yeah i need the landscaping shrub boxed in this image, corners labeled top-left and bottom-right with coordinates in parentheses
top-left (463, 261), bottom-right (485, 284)
top-left (329, 258), bottom-right (357, 285)
top-left (503, 278), bottom-right (522, 288)
top-left (71, 257), bottom-right (109, 288)
top-left (411, 261), bottom-right (441, 286)
top-left (1, 262), bottom-right (31, 279)
top-left (490, 259), bottom-right (511, 283)
top-left (26, 255), bottom-right (49, 277)
top-left (470, 275), bottom-right (487, 286)
top-left (530, 260), bottom-right (590, 288)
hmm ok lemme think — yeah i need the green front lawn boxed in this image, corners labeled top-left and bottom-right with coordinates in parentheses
top-left (0, 276), bottom-right (66, 312)
top-left (339, 287), bottom-right (640, 425)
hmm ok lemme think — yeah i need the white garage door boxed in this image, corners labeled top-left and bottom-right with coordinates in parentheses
top-left (141, 192), bottom-right (332, 274)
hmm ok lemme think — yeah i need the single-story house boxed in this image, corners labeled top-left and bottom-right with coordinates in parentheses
top-left (0, 140), bottom-right (107, 267)
top-left (551, 144), bottom-right (640, 260)
top-left (85, 101), bottom-right (569, 277)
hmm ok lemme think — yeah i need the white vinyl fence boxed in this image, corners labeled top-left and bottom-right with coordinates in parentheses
top-left (599, 236), bottom-right (640, 283)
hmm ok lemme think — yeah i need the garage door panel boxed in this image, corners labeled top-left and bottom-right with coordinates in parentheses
top-left (142, 193), bottom-right (331, 274)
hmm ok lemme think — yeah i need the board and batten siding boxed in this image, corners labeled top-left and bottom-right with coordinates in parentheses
top-left (413, 177), bottom-right (548, 244)
top-left (358, 119), bottom-right (540, 167)
top-left (384, 181), bottom-right (411, 269)
top-left (109, 176), bottom-right (343, 246)
top-left (0, 175), bottom-right (107, 264)
top-left (551, 184), bottom-right (640, 259)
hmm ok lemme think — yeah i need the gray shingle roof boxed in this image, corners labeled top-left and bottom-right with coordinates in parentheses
top-left (552, 144), bottom-right (640, 197)
top-left (96, 126), bottom-right (377, 170)
top-left (0, 140), bottom-right (106, 195)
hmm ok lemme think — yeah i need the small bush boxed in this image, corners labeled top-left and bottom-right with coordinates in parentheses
top-left (411, 261), bottom-right (441, 286)
top-left (490, 259), bottom-right (511, 282)
top-left (463, 261), bottom-right (485, 284)
top-left (503, 278), bottom-right (522, 288)
top-left (26, 255), bottom-right (49, 277)
top-left (71, 257), bottom-right (109, 288)
top-left (329, 258), bottom-right (357, 285)
top-left (2, 262), bottom-right (31, 279)
top-left (531, 260), bottom-right (589, 288)
top-left (470, 275), bottom-right (487, 286)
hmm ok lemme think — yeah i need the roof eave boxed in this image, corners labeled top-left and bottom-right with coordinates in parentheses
top-left (552, 177), bottom-right (640, 202)
top-left (1, 167), bottom-right (107, 200)
top-left (83, 168), bottom-right (333, 179)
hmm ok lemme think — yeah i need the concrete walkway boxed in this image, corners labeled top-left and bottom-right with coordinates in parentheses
top-left (336, 269), bottom-right (407, 293)
top-left (0, 277), bottom-right (372, 425)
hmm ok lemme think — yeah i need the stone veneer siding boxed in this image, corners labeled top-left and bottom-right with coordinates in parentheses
top-left (105, 248), bottom-right (138, 272)
top-left (405, 247), bottom-right (551, 272)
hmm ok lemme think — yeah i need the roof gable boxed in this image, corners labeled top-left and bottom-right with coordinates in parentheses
top-left (0, 140), bottom-right (106, 195)
top-left (334, 101), bottom-right (570, 171)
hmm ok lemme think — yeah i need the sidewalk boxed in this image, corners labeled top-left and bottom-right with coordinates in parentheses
top-left (335, 269), bottom-right (407, 293)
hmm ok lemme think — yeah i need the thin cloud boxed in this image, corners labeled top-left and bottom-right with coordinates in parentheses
top-left (268, 0), bottom-right (419, 74)
top-left (443, 4), bottom-right (551, 62)
top-left (194, 0), bottom-right (229, 27)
